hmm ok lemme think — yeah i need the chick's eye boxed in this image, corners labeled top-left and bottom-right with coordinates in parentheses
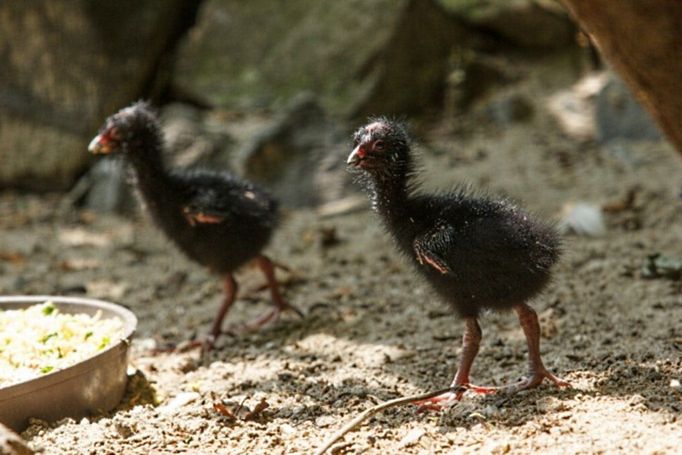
top-left (103, 126), bottom-right (120, 141)
top-left (374, 140), bottom-right (385, 151)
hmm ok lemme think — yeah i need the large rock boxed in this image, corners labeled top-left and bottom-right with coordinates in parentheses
top-left (438, 0), bottom-right (575, 48)
top-left (595, 73), bottom-right (662, 143)
top-left (561, 0), bottom-right (682, 155)
top-left (0, 1), bottom-right (196, 190)
top-left (160, 103), bottom-right (234, 168)
top-left (234, 93), bottom-right (349, 208)
top-left (174, 0), bottom-right (465, 117)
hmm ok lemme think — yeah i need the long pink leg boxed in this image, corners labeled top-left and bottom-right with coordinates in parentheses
top-left (208, 274), bottom-right (237, 342)
top-left (415, 317), bottom-right (496, 411)
top-left (510, 303), bottom-right (570, 390)
top-left (156, 274), bottom-right (237, 354)
top-left (229, 255), bottom-right (303, 332)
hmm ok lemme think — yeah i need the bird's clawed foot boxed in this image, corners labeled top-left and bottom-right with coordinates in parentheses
top-left (225, 301), bottom-right (304, 335)
top-left (224, 254), bottom-right (304, 334)
top-left (413, 384), bottom-right (494, 411)
top-left (509, 368), bottom-right (571, 392)
top-left (150, 335), bottom-right (215, 356)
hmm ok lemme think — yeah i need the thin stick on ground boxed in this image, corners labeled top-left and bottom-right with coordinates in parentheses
top-left (314, 386), bottom-right (461, 455)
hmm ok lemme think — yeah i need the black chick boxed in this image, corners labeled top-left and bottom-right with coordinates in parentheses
top-left (88, 101), bottom-right (301, 348)
top-left (348, 119), bottom-right (569, 408)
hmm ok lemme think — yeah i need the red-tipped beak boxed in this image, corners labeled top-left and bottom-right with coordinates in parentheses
top-left (347, 145), bottom-right (366, 166)
top-left (88, 134), bottom-right (111, 154)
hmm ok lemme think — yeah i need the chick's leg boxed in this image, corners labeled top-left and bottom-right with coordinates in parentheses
top-left (209, 274), bottom-right (237, 342)
top-left (415, 317), bottom-right (496, 411)
top-left (156, 274), bottom-right (237, 354)
top-left (232, 255), bottom-right (303, 332)
top-left (511, 303), bottom-right (570, 390)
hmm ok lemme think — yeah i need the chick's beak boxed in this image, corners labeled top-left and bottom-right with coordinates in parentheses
top-left (347, 145), bottom-right (365, 167)
top-left (88, 134), bottom-right (110, 154)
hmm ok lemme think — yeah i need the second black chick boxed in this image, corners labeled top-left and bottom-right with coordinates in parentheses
top-left (88, 101), bottom-right (301, 349)
top-left (348, 119), bottom-right (569, 408)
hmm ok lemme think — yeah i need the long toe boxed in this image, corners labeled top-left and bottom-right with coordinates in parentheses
top-left (284, 301), bottom-right (305, 319)
top-left (225, 308), bottom-right (281, 334)
top-left (466, 384), bottom-right (499, 395)
top-left (413, 391), bottom-right (463, 412)
top-left (151, 336), bottom-right (214, 355)
top-left (513, 368), bottom-right (571, 391)
top-left (179, 336), bottom-right (215, 353)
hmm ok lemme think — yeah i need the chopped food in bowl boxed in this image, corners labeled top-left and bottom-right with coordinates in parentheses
top-left (0, 301), bottom-right (125, 388)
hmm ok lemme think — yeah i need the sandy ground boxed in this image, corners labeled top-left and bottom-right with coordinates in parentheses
top-left (1, 64), bottom-right (682, 454)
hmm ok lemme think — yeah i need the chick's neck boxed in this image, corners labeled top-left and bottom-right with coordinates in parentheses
top-left (124, 128), bottom-right (179, 216)
top-left (368, 156), bottom-right (418, 229)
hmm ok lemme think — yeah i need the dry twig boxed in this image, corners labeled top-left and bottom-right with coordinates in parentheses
top-left (314, 386), bottom-right (460, 455)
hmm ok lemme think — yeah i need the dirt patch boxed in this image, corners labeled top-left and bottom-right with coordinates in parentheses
top-left (2, 71), bottom-right (681, 454)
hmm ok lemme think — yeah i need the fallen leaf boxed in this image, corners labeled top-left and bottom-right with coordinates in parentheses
top-left (213, 401), bottom-right (237, 421)
top-left (211, 396), bottom-right (269, 422)
top-left (602, 186), bottom-right (641, 213)
top-left (0, 251), bottom-right (25, 265)
top-left (244, 398), bottom-right (269, 421)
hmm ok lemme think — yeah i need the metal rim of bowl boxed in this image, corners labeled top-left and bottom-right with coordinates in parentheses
top-left (0, 295), bottom-right (137, 399)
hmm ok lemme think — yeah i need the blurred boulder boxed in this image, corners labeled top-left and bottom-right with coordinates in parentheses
top-left (484, 92), bottom-right (534, 125)
top-left (81, 158), bottom-right (135, 214)
top-left (0, 1), bottom-right (197, 190)
top-left (234, 93), bottom-right (349, 208)
top-left (174, 0), bottom-right (467, 117)
top-left (161, 103), bottom-right (234, 168)
top-left (546, 71), bottom-right (607, 142)
top-left (595, 74), bottom-right (662, 143)
top-left (445, 53), bottom-right (518, 111)
top-left (561, 0), bottom-right (682, 156)
top-left (438, 0), bottom-right (575, 48)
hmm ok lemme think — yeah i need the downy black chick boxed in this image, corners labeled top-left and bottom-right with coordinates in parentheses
top-left (348, 119), bottom-right (569, 408)
top-left (88, 101), bottom-right (301, 349)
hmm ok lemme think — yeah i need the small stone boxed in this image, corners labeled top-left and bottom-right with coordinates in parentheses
top-left (114, 422), bottom-right (135, 438)
top-left (670, 379), bottom-right (680, 388)
top-left (558, 202), bottom-right (606, 237)
top-left (397, 428), bottom-right (426, 448)
top-left (628, 394), bottom-right (646, 407)
top-left (291, 405), bottom-right (307, 417)
top-left (489, 442), bottom-right (512, 454)
top-left (596, 74), bottom-right (662, 143)
top-left (314, 415), bottom-right (336, 428)
top-left (536, 396), bottom-right (567, 413)
top-left (158, 392), bottom-right (201, 415)
top-left (481, 405), bottom-right (500, 418)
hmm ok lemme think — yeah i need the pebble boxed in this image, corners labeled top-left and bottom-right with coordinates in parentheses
top-left (314, 415), bottom-right (336, 428)
top-left (397, 428), bottom-right (426, 448)
top-left (158, 392), bottom-right (201, 415)
top-left (536, 397), bottom-right (568, 413)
